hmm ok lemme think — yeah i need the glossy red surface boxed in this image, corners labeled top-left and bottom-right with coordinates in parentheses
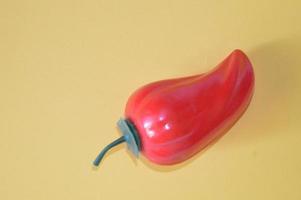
top-left (125, 49), bottom-right (255, 165)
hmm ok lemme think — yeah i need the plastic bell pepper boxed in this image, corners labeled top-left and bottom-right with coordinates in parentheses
top-left (93, 49), bottom-right (255, 166)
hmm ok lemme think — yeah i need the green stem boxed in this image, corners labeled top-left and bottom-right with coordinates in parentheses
top-left (93, 136), bottom-right (126, 166)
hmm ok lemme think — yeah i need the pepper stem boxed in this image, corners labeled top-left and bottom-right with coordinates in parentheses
top-left (93, 136), bottom-right (126, 166)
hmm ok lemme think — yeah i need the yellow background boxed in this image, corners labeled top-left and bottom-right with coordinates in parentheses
top-left (1, 0), bottom-right (301, 199)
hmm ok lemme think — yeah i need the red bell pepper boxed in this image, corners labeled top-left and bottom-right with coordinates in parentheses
top-left (94, 49), bottom-right (255, 166)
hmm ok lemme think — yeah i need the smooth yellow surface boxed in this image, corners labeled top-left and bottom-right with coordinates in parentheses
top-left (1, 1), bottom-right (301, 199)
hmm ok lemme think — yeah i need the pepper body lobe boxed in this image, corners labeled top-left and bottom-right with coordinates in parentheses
top-left (125, 49), bottom-right (255, 165)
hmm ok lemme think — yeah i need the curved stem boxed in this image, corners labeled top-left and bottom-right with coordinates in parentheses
top-left (93, 136), bottom-right (126, 166)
